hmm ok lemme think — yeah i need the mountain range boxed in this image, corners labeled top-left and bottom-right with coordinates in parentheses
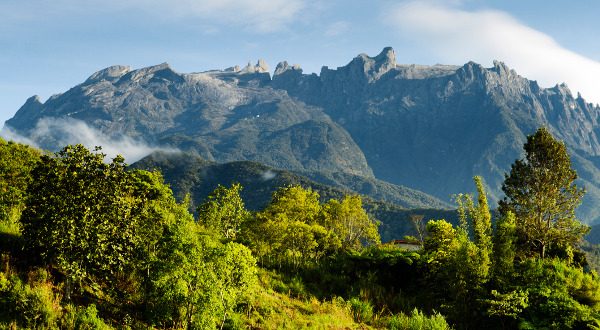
top-left (6, 47), bottom-right (600, 226)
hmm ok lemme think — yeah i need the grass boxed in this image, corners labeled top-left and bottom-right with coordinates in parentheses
top-left (237, 269), bottom-right (371, 329)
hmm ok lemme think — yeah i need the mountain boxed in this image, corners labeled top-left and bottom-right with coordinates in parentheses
top-left (6, 47), bottom-right (600, 224)
top-left (131, 151), bottom-right (454, 242)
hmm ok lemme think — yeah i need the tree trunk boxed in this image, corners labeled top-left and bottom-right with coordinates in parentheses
top-left (541, 243), bottom-right (546, 259)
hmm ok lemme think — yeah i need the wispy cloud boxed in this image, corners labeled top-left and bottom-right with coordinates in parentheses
top-left (385, 1), bottom-right (600, 104)
top-left (1, 118), bottom-right (177, 162)
top-left (261, 169), bottom-right (277, 181)
top-left (324, 21), bottom-right (350, 37)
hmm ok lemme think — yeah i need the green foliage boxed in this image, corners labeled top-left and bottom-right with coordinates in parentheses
top-left (242, 186), bottom-right (335, 270)
top-left (320, 195), bottom-right (381, 250)
top-left (243, 186), bottom-right (380, 271)
top-left (262, 185), bottom-right (322, 224)
top-left (454, 176), bottom-right (493, 281)
top-left (499, 127), bottom-right (589, 259)
top-left (386, 308), bottom-right (451, 330)
top-left (147, 214), bottom-right (257, 329)
top-left (3, 137), bottom-right (600, 329)
top-left (485, 289), bottom-right (529, 320)
top-left (508, 258), bottom-right (600, 328)
top-left (420, 178), bottom-right (495, 324)
top-left (473, 176), bottom-right (493, 275)
top-left (146, 215), bottom-right (215, 328)
top-left (0, 138), bottom-right (40, 229)
top-left (348, 297), bottom-right (374, 323)
top-left (0, 270), bottom-right (61, 329)
top-left (423, 219), bottom-right (458, 269)
top-left (61, 304), bottom-right (112, 330)
top-left (198, 183), bottom-right (250, 239)
top-left (492, 211), bottom-right (517, 287)
top-left (21, 145), bottom-right (143, 285)
top-left (212, 242), bottom-right (258, 328)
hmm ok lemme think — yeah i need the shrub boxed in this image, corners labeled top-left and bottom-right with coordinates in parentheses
top-left (61, 304), bottom-right (111, 330)
top-left (387, 308), bottom-right (451, 330)
top-left (0, 272), bottom-right (61, 328)
top-left (349, 297), bottom-right (373, 323)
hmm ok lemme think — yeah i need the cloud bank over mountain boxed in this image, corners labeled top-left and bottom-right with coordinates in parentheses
top-left (1, 117), bottom-right (177, 162)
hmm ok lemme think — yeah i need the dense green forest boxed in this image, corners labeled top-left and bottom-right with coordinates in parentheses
top-left (1, 128), bottom-right (600, 329)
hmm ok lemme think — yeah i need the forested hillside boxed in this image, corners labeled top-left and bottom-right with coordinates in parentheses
top-left (1, 128), bottom-right (599, 328)
top-left (131, 151), bottom-right (454, 242)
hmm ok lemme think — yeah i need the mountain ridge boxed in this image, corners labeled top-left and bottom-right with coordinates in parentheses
top-left (6, 47), bottom-right (600, 224)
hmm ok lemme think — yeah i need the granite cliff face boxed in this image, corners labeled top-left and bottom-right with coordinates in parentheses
top-left (6, 48), bottom-right (600, 223)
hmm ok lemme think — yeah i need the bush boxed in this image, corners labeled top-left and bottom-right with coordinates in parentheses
top-left (61, 304), bottom-right (112, 330)
top-left (0, 272), bottom-right (61, 328)
top-left (349, 297), bottom-right (373, 323)
top-left (387, 308), bottom-right (451, 330)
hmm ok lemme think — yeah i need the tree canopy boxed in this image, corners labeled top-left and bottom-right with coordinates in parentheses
top-left (499, 127), bottom-right (588, 259)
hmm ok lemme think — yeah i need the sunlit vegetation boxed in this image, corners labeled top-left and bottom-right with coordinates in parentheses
top-left (0, 127), bottom-right (599, 328)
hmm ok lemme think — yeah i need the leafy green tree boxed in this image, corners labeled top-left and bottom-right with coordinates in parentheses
top-left (320, 195), bottom-right (380, 250)
top-left (422, 219), bottom-right (459, 285)
top-left (148, 217), bottom-right (256, 329)
top-left (455, 176), bottom-right (493, 281)
top-left (422, 178), bottom-right (494, 325)
top-left (261, 185), bottom-right (321, 224)
top-left (241, 185), bottom-right (341, 270)
top-left (0, 138), bottom-right (40, 227)
top-left (20, 145), bottom-right (180, 300)
top-left (473, 176), bottom-right (493, 272)
top-left (22, 146), bottom-right (135, 288)
top-left (212, 242), bottom-right (257, 328)
top-left (198, 183), bottom-right (250, 239)
top-left (499, 128), bottom-right (588, 259)
top-left (147, 213), bottom-right (215, 328)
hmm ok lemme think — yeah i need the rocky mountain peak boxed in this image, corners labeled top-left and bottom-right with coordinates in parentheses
top-left (128, 63), bottom-right (173, 79)
top-left (85, 65), bottom-right (131, 84)
top-left (241, 59), bottom-right (270, 74)
top-left (492, 60), bottom-right (512, 76)
top-left (552, 82), bottom-right (572, 96)
top-left (24, 95), bottom-right (42, 106)
top-left (374, 46), bottom-right (396, 67)
top-left (274, 61), bottom-right (303, 76)
top-left (344, 47), bottom-right (398, 82)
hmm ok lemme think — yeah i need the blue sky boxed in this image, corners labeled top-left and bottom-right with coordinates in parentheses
top-left (2, 0), bottom-right (600, 125)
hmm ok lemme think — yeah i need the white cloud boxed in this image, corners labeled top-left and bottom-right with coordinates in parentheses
top-left (261, 169), bottom-right (277, 181)
top-left (325, 21), bottom-right (350, 37)
top-left (0, 126), bottom-right (38, 148)
top-left (385, 1), bottom-right (600, 104)
top-left (1, 118), bottom-right (178, 163)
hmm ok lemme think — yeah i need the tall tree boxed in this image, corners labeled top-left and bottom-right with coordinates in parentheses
top-left (499, 127), bottom-right (588, 259)
top-left (198, 183), bottom-right (250, 239)
top-left (21, 145), bottom-right (176, 297)
top-left (319, 195), bottom-right (380, 251)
